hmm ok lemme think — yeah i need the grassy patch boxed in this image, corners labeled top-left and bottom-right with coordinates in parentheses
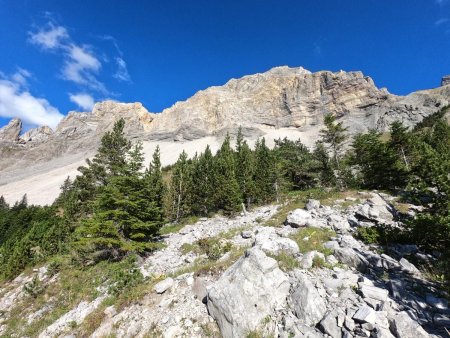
top-left (290, 227), bottom-right (335, 255)
top-left (159, 215), bottom-right (201, 235)
top-left (268, 252), bottom-right (299, 272)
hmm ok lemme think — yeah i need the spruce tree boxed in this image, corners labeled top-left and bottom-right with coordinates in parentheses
top-left (169, 151), bottom-right (191, 220)
top-left (313, 141), bottom-right (336, 187)
top-left (214, 134), bottom-right (242, 213)
top-left (235, 128), bottom-right (255, 207)
top-left (320, 114), bottom-right (348, 170)
top-left (145, 145), bottom-right (165, 221)
top-left (189, 146), bottom-right (215, 215)
top-left (253, 138), bottom-right (278, 204)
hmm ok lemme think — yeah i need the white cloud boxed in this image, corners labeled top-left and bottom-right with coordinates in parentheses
top-left (69, 93), bottom-right (95, 111)
top-left (0, 73), bottom-right (63, 129)
top-left (11, 68), bottom-right (32, 88)
top-left (29, 22), bottom-right (131, 95)
top-left (113, 57), bottom-right (131, 82)
top-left (29, 23), bottom-right (68, 50)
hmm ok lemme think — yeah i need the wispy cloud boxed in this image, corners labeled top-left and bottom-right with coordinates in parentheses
top-left (29, 22), bottom-right (108, 95)
top-left (0, 70), bottom-right (63, 128)
top-left (28, 23), bottom-right (68, 50)
top-left (69, 92), bottom-right (95, 111)
top-left (435, 18), bottom-right (449, 26)
top-left (113, 57), bottom-right (131, 82)
top-left (100, 35), bottom-right (132, 83)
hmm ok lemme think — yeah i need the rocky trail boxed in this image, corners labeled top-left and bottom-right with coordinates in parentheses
top-left (0, 192), bottom-right (449, 338)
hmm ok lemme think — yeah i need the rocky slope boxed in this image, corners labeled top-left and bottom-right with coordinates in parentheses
top-left (1, 67), bottom-right (449, 205)
top-left (0, 192), bottom-right (448, 337)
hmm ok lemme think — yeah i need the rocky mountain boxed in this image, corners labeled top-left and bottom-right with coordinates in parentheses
top-left (0, 66), bottom-right (449, 205)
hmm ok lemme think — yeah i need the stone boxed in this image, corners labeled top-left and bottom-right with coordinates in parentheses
top-left (153, 278), bottom-right (174, 294)
top-left (353, 306), bottom-right (376, 325)
top-left (372, 327), bottom-right (395, 338)
top-left (192, 276), bottom-right (208, 304)
top-left (387, 280), bottom-right (404, 300)
top-left (324, 241), bottom-right (340, 251)
top-left (254, 228), bottom-right (299, 256)
top-left (433, 313), bottom-right (450, 327)
top-left (21, 126), bottom-right (53, 142)
top-left (305, 199), bottom-right (320, 211)
top-left (319, 312), bottom-right (342, 338)
top-left (334, 247), bottom-right (368, 271)
top-left (390, 311), bottom-right (429, 338)
top-left (359, 285), bottom-right (389, 302)
top-left (344, 316), bottom-right (355, 331)
top-left (0, 118), bottom-right (22, 142)
top-left (285, 209), bottom-right (313, 228)
top-left (399, 258), bottom-right (421, 275)
top-left (241, 230), bottom-right (253, 239)
top-left (291, 273), bottom-right (327, 326)
top-left (326, 255), bottom-right (339, 265)
top-left (327, 214), bottom-right (350, 232)
top-left (207, 248), bottom-right (289, 338)
top-left (442, 75), bottom-right (450, 86)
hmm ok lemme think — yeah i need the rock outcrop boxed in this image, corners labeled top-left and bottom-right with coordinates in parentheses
top-left (21, 126), bottom-right (53, 142)
top-left (0, 118), bottom-right (21, 142)
top-left (207, 247), bottom-right (290, 338)
top-left (441, 75), bottom-right (450, 87)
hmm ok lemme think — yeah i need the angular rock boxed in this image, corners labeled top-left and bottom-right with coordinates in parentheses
top-left (353, 306), bottom-right (376, 325)
top-left (359, 285), bottom-right (389, 302)
top-left (425, 294), bottom-right (448, 310)
top-left (21, 126), bottom-right (53, 142)
top-left (305, 199), bottom-right (320, 211)
top-left (372, 327), bottom-right (395, 338)
top-left (291, 273), bottom-right (327, 326)
top-left (390, 311), bottom-right (429, 338)
top-left (207, 247), bottom-right (289, 338)
top-left (334, 247), bottom-right (368, 271)
top-left (327, 214), bottom-right (350, 232)
top-left (399, 258), bottom-right (421, 275)
top-left (254, 229), bottom-right (299, 256)
top-left (319, 312), bottom-right (342, 338)
top-left (153, 277), bottom-right (174, 294)
top-left (285, 209), bottom-right (314, 228)
top-left (299, 251), bottom-right (325, 269)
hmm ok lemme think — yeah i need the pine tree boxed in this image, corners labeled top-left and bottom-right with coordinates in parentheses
top-left (320, 114), bottom-right (348, 170)
top-left (0, 196), bottom-right (8, 210)
top-left (235, 128), bottom-right (255, 207)
top-left (389, 121), bottom-right (412, 171)
top-left (214, 134), bottom-right (242, 213)
top-left (169, 151), bottom-right (191, 220)
top-left (145, 145), bottom-right (165, 222)
top-left (253, 138), bottom-right (278, 204)
top-left (189, 146), bottom-right (215, 215)
top-left (313, 141), bottom-right (336, 187)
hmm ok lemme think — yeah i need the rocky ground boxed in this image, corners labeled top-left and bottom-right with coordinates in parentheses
top-left (0, 192), bottom-right (448, 338)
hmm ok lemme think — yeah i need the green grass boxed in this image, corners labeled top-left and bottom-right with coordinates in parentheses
top-left (290, 227), bottom-right (335, 255)
top-left (268, 252), bottom-right (299, 272)
top-left (159, 215), bottom-right (201, 235)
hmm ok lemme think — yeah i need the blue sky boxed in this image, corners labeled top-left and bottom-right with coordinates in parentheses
top-left (0, 0), bottom-right (449, 130)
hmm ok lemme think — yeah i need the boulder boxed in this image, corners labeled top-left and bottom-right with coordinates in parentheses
top-left (399, 258), bottom-right (421, 275)
top-left (207, 248), bottom-right (289, 338)
top-left (319, 312), bottom-right (342, 338)
top-left (356, 194), bottom-right (395, 223)
top-left (305, 199), bottom-right (320, 211)
top-left (390, 311), bottom-right (429, 338)
top-left (285, 209), bottom-right (317, 228)
top-left (253, 228), bottom-right (299, 256)
top-left (327, 214), bottom-right (350, 232)
top-left (359, 285), bottom-right (389, 302)
top-left (299, 251), bottom-right (325, 269)
top-left (334, 247), bottom-right (368, 271)
top-left (153, 278), bottom-right (174, 294)
top-left (290, 273), bottom-right (327, 326)
top-left (353, 305), bottom-right (376, 325)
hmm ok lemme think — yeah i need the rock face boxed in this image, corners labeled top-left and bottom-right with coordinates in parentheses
top-left (207, 247), bottom-right (289, 338)
top-left (21, 126), bottom-right (53, 142)
top-left (1, 67), bottom-right (450, 205)
top-left (0, 118), bottom-right (21, 142)
top-left (441, 75), bottom-right (450, 87)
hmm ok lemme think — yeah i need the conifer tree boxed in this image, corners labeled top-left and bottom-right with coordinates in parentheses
top-left (313, 141), bottom-right (336, 187)
top-left (0, 196), bottom-right (8, 210)
top-left (145, 145), bottom-right (165, 220)
top-left (214, 134), bottom-right (242, 213)
top-left (189, 146), bottom-right (215, 215)
top-left (235, 128), bottom-right (255, 207)
top-left (320, 114), bottom-right (348, 170)
top-left (253, 138), bottom-right (277, 203)
top-left (169, 151), bottom-right (192, 220)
